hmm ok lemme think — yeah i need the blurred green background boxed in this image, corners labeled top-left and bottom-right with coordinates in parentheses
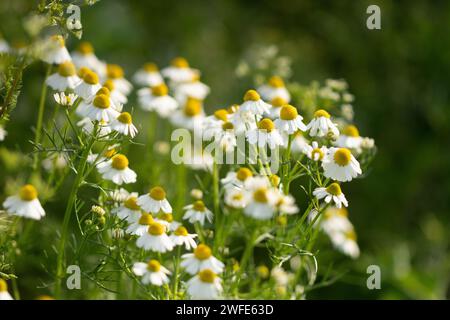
top-left (1, 0), bottom-right (449, 299)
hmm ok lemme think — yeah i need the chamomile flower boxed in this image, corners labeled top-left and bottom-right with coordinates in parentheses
top-left (330, 229), bottom-right (360, 259)
top-left (224, 188), bottom-right (247, 209)
top-left (334, 125), bottom-right (363, 149)
top-left (137, 186), bottom-right (172, 214)
top-left (246, 118), bottom-right (284, 149)
top-left (155, 212), bottom-right (181, 231)
top-left (97, 154), bottom-right (137, 185)
top-left (71, 42), bottom-right (106, 77)
top-left (79, 93), bottom-right (120, 122)
top-left (136, 222), bottom-right (174, 252)
top-left (103, 79), bottom-right (128, 105)
top-left (170, 97), bottom-right (205, 131)
top-left (181, 244), bottom-right (224, 275)
top-left (41, 35), bottom-right (71, 64)
top-left (109, 188), bottom-right (131, 203)
top-left (46, 61), bottom-right (81, 91)
top-left (112, 193), bottom-right (141, 223)
top-left (133, 62), bottom-right (164, 87)
top-left (170, 226), bottom-right (198, 250)
top-left (132, 260), bottom-right (171, 286)
top-left (187, 269), bottom-right (223, 300)
top-left (0, 125), bottom-right (7, 141)
top-left (138, 83), bottom-right (178, 118)
top-left (106, 64), bottom-right (132, 95)
top-left (0, 279), bottom-right (13, 300)
top-left (203, 109), bottom-right (230, 139)
top-left (306, 109), bottom-right (339, 137)
top-left (174, 74), bottom-right (210, 103)
top-left (221, 167), bottom-right (253, 190)
top-left (257, 76), bottom-right (291, 102)
top-left (2, 184), bottom-right (45, 220)
top-left (111, 112), bottom-right (138, 138)
top-left (267, 97), bottom-right (288, 119)
top-left (313, 183), bottom-right (348, 209)
top-left (322, 147), bottom-right (362, 182)
top-left (274, 105), bottom-right (306, 134)
top-left (126, 212), bottom-right (154, 236)
top-left (239, 89), bottom-right (271, 117)
top-left (74, 70), bottom-right (102, 100)
top-left (276, 193), bottom-right (299, 215)
top-left (53, 92), bottom-right (78, 107)
top-left (303, 141), bottom-right (327, 161)
top-left (288, 130), bottom-right (309, 153)
top-left (244, 177), bottom-right (278, 220)
top-left (320, 207), bottom-right (354, 235)
top-left (42, 153), bottom-right (67, 171)
top-left (183, 200), bottom-right (213, 226)
top-left (161, 57), bottom-right (198, 83)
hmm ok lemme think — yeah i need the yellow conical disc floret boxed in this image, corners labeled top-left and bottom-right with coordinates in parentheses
top-left (78, 67), bottom-right (91, 78)
top-left (148, 222), bottom-right (165, 236)
top-left (77, 41), bottom-right (94, 54)
top-left (326, 183), bottom-right (342, 196)
top-left (143, 62), bottom-right (159, 72)
top-left (139, 213), bottom-right (154, 225)
top-left (51, 35), bottom-right (65, 47)
top-left (103, 148), bottom-right (116, 158)
top-left (243, 89), bottom-right (260, 102)
top-left (83, 71), bottom-right (99, 85)
top-left (193, 200), bottom-right (206, 212)
top-left (0, 279), bottom-right (8, 292)
top-left (258, 118), bottom-right (275, 132)
top-left (19, 184), bottom-right (38, 201)
top-left (151, 83), bottom-right (168, 96)
top-left (93, 94), bottom-right (110, 109)
top-left (183, 98), bottom-right (202, 117)
top-left (124, 197), bottom-right (140, 210)
top-left (194, 244), bottom-right (212, 260)
top-left (314, 109), bottom-right (331, 118)
top-left (198, 269), bottom-right (216, 283)
top-left (222, 122), bottom-right (234, 130)
top-left (271, 97), bottom-right (287, 108)
top-left (106, 64), bottom-right (124, 79)
top-left (253, 188), bottom-right (268, 203)
top-left (117, 112), bottom-right (132, 124)
top-left (268, 75), bottom-right (285, 88)
top-left (147, 259), bottom-right (161, 272)
top-left (171, 57), bottom-right (189, 68)
top-left (214, 109), bottom-right (228, 122)
top-left (236, 167), bottom-right (253, 181)
top-left (149, 186), bottom-right (166, 200)
top-left (343, 125), bottom-right (360, 137)
top-left (174, 226), bottom-right (188, 236)
top-left (96, 87), bottom-right (110, 96)
top-left (58, 61), bottom-right (76, 77)
top-left (279, 105), bottom-right (298, 120)
top-left (111, 154), bottom-right (129, 170)
top-left (103, 79), bottom-right (115, 91)
top-left (159, 212), bottom-right (173, 222)
top-left (333, 148), bottom-right (352, 166)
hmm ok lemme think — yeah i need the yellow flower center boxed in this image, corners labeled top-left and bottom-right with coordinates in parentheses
top-left (106, 64), bottom-right (124, 79)
top-left (268, 75), bottom-right (285, 88)
top-left (111, 154), bottom-right (129, 170)
top-left (253, 188), bottom-right (268, 203)
top-left (117, 112), bottom-right (132, 124)
top-left (194, 244), bottom-right (212, 260)
top-left (326, 183), bottom-right (342, 196)
top-left (51, 35), bottom-right (65, 47)
top-left (58, 61), bottom-right (76, 77)
top-left (78, 67), bottom-right (91, 78)
top-left (138, 213), bottom-right (154, 225)
top-left (77, 41), bottom-right (94, 54)
top-left (103, 79), bottom-right (115, 91)
top-left (171, 57), bottom-right (189, 68)
top-left (124, 197), bottom-right (140, 210)
top-left (343, 125), bottom-right (360, 137)
top-left (222, 122), bottom-right (234, 130)
top-left (276, 215), bottom-right (287, 226)
top-left (311, 148), bottom-right (324, 160)
top-left (174, 226), bottom-right (188, 236)
top-left (256, 265), bottom-right (269, 279)
top-left (314, 109), bottom-right (331, 118)
top-left (151, 83), bottom-right (168, 96)
top-left (270, 174), bottom-right (280, 186)
top-left (214, 109), bottom-right (228, 122)
top-left (93, 94), bottom-right (110, 109)
top-left (103, 148), bottom-right (116, 158)
top-left (198, 269), bottom-right (216, 283)
top-left (143, 62), bottom-right (159, 72)
top-left (258, 118), bottom-right (275, 132)
top-left (149, 186), bottom-right (166, 200)
top-left (337, 207), bottom-right (349, 217)
top-left (183, 98), bottom-right (202, 117)
top-left (333, 148), bottom-right (352, 166)
top-left (345, 229), bottom-right (357, 241)
top-left (236, 167), bottom-right (253, 181)
top-left (147, 259), bottom-right (161, 272)
top-left (193, 200), bottom-right (206, 212)
top-left (279, 105), bottom-right (298, 120)
top-left (19, 184), bottom-right (38, 201)
top-left (83, 71), bottom-right (99, 85)
top-left (96, 87), bottom-right (110, 96)
top-left (148, 222), bottom-right (165, 236)
top-left (243, 89), bottom-right (260, 101)
top-left (232, 193), bottom-right (243, 201)
top-left (271, 97), bottom-right (287, 108)
top-left (159, 212), bottom-right (173, 222)
top-left (0, 279), bottom-right (8, 292)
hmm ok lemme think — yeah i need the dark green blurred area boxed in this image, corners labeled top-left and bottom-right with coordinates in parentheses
top-left (1, 0), bottom-right (450, 299)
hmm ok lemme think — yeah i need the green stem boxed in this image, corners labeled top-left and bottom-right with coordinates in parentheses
top-left (172, 245), bottom-right (181, 299)
top-left (212, 161), bottom-right (221, 254)
top-left (232, 228), bottom-right (258, 296)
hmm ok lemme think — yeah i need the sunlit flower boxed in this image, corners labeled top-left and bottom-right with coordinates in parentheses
top-left (170, 97), bottom-right (205, 131)
top-left (126, 212), bottom-right (154, 236)
top-left (334, 125), bottom-right (363, 149)
top-left (181, 244), bottom-right (224, 275)
top-left (322, 147), bottom-right (362, 182)
top-left (271, 266), bottom-right (289, 286)
top-left (103, 79), bottom-right (128, 105)
top-left (77, 117), bottom-right (111, 136)
top-left (170, 226), bottom-right (198, 250)
top-left (53, 92), bottom-right (78, 107)
top-left (224, 188), bottom-right (247, 209)
top-left (133, 260), bottom-right (171, 286)
top-left (306, 109), bottom-right (339, 137)
top-left (138, 83), bottom-right (178, 118)
top-left (313, 183), bottom-right (348, 208)
top-left (203, 109), bottom-right (230, 139)
top-left (41, 35), bottom-right (71, 64)
top-left (74, 70), bottom-right (102, 100)
top-left (267, 96), bottom-right (287, 119)
top-left (187, 269), bottom-right (222, 300)
top-left (96, 154), bottom-right (137, 185)
top-left (109, 188), bottom-right (131, 203)
top-left (161, 57), bottom-right (198, 83)
top-left (46, 61), bottom-right (81, 91)
top-left (78, 93), bottom-right (120, 122)
top-left (0, 279), bottom-right (13, 300)
top-left (239, 89), bottom-right (271, 117)
top-left (274, 105), bottom-right (306, 135)
top-left (136, 222), bottom-right (174, 252)
top-left (246, 118), bottom-right (284, 149)
top-left (106, 64), bottom-right (133, 95)
top-left (2, 184), bottom-right (45, 220)
top-left (71, 42), bottom-right (106, 77)
top-left (111, 112), bottom-right (138, 138)
top-left (183, 200), bottom-right (213, 226)
top-left (112, 193), bottom-right (141, 223)
top-left (257, 76), bottom-right (290, 102)
top-left (133, 62), bottom-right (164, 87)
top-left (174, 74), bottom-right (210, 103)
top-left (330, 229), bottom-right (360, 259)
top-left (288, 130), bottom-right (309, 153)
top-left (244, 177), bottom-right (278, 220)
top-left (137, 186), bottom-right (172, 213)
top-left (276, 193), bottom-right (299, 214)
top-left (221, 167), bottom-right (253, 190)
top-left (303, 141), bottom-right (327, 161)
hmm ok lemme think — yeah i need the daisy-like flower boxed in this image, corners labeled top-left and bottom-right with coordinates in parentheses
top-left (138, 83), bottom-right (178, 118)
top-left (267, 96), bottom-right (287, 119)
top-left (2, 184), bottom-right (45, 220)
top-left (330, 229), bottom-right (360, 259)
top-left (246, 118), bottom-right (284, 149)
top-left (174, 74), bottom-right (210, 103)
top-left (221, 167), bottom-right (253, 190)
top-left (322, 147), bottom-right (362, 182)
top-left (71, 42), bottom-right (106, 77)
top-left (257, 76), bottom-right (291, 102)
top-left (126, 212), bottom-right (154, 236)
top-left (0, 125), bottom-right (7, 141)
top-left (187, 269), bottom-right (222, 300)
top-left (109, 187), bottom-right (131, 202)
top-left (274, 105), bottom-right (306, 135)
top-left (42, 153), bottom-right (67, 171)
top-left (112, 193), bottom-right (141, 223)
top-left (41, 35), bottom-right (71, 64)
top-left (288, 130), bottom-right (309, 153)
top-left (133, 62), bottom-right (164, 87)
top-left (132, 260), bottom-right (171, 286)
top-left (181, 244), bottom-right (224, 275)
top-left (319, 207), bottom-right (354, 235)
top-left (239, 89), bottom-right (271, 117)
top-left (136, 222), bottom-right (174, 252)
top-left (46, 61), bottom-right (81, 91)
top-left (244, 177), bottom-right (279, 220)
top-left (79, 93), bottom-right (120, 122)
top-left (97, 154), bottom-right (137, 185)
top-left (103, 79), bottom-right (128, 105)
top-left (0, 279), bottom-right (13, 300)
top-left (161, 57), bottom-right (198, 83)
top-left (183, 200), bottom-right (213, 226)
top-left (224, 188), bottom-right (247, 209)
top-left (306, 109), bottom-right (339, 137)
top-left (303, 141), bottom-right (328, 161)
top-left (170, 225), bottom-right (198, 250)
top-left (53, 92), bottom-right (78, 107)
top-left (74, 70), bottom-right (102, 100)
top-left (137, 186), bottom-right (172, 213)
top-left (313, 183), bottom-right (348, 208)
top-left (156, 212), bottom-right (181, 231)
top-left (334, 125), bottom-right (363, 150)
top-left (110, 112), bottom-right (138, 138)
top-left (170, 97), bottom-right (205, 131)
top-left (276, 193), bottom-right (299, 215)
top-left (77, 118), bottom-right (111, 136)
top-left (203, 109), bottom-right (230, 139)
top-left (106, 64), bottom-right (132, 95)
